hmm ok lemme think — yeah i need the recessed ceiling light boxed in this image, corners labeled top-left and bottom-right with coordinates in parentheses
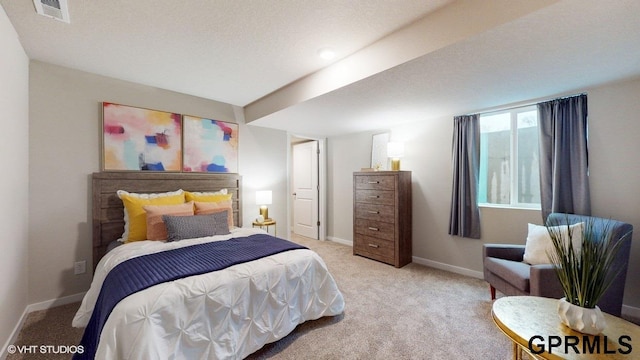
top-left (318, 48), bottom-right (336, 60)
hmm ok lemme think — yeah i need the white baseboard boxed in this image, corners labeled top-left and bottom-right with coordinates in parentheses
top-left (1, 292), bottom-right (85, 359)
top-left (25, 292), bottom-right (86, 313)
top-left (1, 308), bottom-right (29, 360)
top-left (325, 236), bottom-right (353, 247)
top-left (316, 240), bottom-right (640, 319)
top-left (323, 237), bottom-right (482, 279)
top-left (622, 304), bottom-right (640, 320)
top-left (323, 238), bottom-right (482, 279)
top-left (412, 255), bottom-right (484, 279)
top-left (411, 256), bottom-right (640, 320)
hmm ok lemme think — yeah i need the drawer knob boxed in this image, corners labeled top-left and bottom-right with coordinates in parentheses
top-left (368, 227), bottom-right (379, 231)
top-left (369, 195), bottom-right (380, 199)
top-left (367, 181), bottom-right (380, 184)
top-left (368, 210), bottom-right (380, 214)
top-left (368, 243), bottom-right (380, 248)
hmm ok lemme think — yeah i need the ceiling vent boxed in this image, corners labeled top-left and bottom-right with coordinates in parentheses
top-left (33, 0), bottom-right (70, 23)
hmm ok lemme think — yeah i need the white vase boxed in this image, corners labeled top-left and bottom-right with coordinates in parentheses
top-left (557, 297), bottom-right (607, 335)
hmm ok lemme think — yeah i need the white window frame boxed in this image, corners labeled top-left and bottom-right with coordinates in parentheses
top-left (479, 105), bottom-right (541, 210)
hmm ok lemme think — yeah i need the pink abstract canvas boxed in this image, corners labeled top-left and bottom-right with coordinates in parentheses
top-left (102, 103), bottom-right (182, 171)
top-left (182, 115), bottom-right (238, 173)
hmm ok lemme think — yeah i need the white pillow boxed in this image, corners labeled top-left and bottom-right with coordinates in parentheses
top-left (523, 222), bottom-right (583, 265)
top-left (186, 189), bottom-right (228, 196)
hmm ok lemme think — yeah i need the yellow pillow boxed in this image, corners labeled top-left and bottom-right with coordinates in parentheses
top-left (143, 201), bottom-right (195, 241)
top-left (194, 200), bottom-right (234, 229)
top-left (118, 190), bottom-right (186, 242)
top-left (185, 191), bottom-right (232, 203)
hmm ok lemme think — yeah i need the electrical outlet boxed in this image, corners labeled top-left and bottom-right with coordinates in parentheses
top-left (74, 260), bottom-right (86, 275)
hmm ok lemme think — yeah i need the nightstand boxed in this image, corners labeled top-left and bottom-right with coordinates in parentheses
top-left (252, 219), bottom-right (276, 236)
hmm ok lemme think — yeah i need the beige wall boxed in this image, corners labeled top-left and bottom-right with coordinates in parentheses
top-left (28, 61), bottom-right (288, 304)
top-left (326, 131), bottom-right (378, 240)
top-left (326, 77), bottom-right (640, 310)
top-left (0, 7), bottom-right (30, 349)
top-left (9, 17), bottom-right (640, 344)
top-left (587, 77), bottom-right (640, 309)
top-left (235, 109), bottom-right (288, 233)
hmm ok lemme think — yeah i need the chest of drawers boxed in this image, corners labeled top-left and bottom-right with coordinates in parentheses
top-left (353, 171), bottom-right (412, 267)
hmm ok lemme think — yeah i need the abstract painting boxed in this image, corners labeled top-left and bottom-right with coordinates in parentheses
top-left (182, 115), bottom-right (239, 173)
top-left (102, 102), bottom-right (182, 171)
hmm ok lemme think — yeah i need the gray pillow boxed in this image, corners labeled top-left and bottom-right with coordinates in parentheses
top-left (163, 211), bottom-right (230, 242)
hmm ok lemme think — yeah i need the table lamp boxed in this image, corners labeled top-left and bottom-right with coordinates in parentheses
top-left (255, 190), bottom-right (272, 221)
top-left (387, 142), bottom-right (405, 171)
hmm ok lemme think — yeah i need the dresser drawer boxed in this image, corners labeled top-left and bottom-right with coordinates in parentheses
top-left (354, 203), bottom-right (395, 222)
top-left (354, 218), bottom-right (394, 241)
top-left (354, 175), bottom-right (395, 190)
top-left (354, 234), bottom-right (394, 264)
top-left (355, 189), bottom-right (395, 206)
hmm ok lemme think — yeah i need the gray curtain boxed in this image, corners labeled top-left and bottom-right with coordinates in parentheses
top-left (537, 94), bottom-right (590, 221)
top-left (448, 114), bottom-right (481, 238)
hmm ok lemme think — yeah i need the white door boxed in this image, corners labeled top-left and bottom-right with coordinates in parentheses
top-left (292, 141), bottom-right (319, 239)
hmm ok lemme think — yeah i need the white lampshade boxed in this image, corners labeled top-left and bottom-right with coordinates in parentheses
top-left (255, 190), bottom-right (272, 205)
top-left (387, 142), bottom-right (405, 158)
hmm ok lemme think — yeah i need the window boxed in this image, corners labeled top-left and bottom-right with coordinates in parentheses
top-left (478, 106), bottom-right (540, 208)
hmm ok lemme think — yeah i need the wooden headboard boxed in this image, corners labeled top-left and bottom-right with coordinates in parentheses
top-left (92, 172), bottom-right (242, 270)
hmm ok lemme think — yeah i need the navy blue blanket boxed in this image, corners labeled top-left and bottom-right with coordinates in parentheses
top-left (75, 234), bottom-right (307, 359)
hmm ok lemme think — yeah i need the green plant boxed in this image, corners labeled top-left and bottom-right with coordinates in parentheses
top-left (546, 217), bottom-right (629, 309)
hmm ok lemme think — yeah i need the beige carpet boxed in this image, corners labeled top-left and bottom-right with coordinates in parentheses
top-left (8, 235), bottom-right (541, 359)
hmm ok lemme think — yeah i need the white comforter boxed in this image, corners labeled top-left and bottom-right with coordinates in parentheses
top-left (73, 228), bottom-right (345, 359)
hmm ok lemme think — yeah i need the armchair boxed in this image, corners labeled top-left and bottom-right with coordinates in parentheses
top-left (483, 213), bottom-right (633, 316)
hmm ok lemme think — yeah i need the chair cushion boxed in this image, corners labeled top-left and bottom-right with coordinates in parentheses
top-left (484, 257), bottom-right (530, 292)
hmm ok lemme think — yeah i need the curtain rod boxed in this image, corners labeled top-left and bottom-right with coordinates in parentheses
top-left (464, 92), bottom-right (587, 116)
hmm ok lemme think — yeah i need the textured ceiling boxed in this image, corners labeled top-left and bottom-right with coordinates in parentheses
top-left (0, 0), bottom-right (452, 106)
top-left (250, 0), bottom-right (640, 136)
top-left (2, 0), bottom-right (640, 137)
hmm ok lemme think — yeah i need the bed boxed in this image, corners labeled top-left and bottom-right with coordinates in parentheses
top-left (73, 172), bottom-right (345, 359)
